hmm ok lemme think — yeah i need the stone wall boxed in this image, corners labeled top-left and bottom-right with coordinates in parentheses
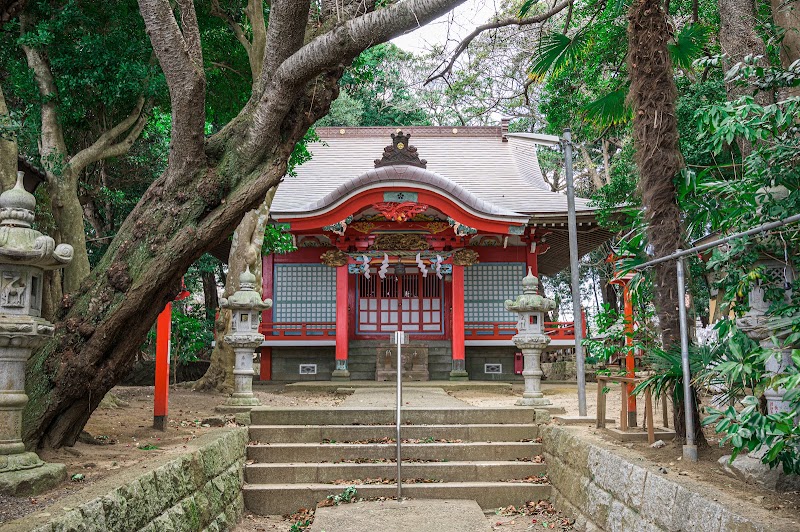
top-left (270, 347), bottom-right (335, 381)
top-left (465, 346), bottom-right (522, 381)
top-left (540, 425), bottom-right (797, 532)
top-left (4, 428), bottom-right (248, 532)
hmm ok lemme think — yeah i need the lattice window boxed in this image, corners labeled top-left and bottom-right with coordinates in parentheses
top-left (464, 262), bottom-right (526, 322)
top-left (274, 264), bottom-right (336, 323)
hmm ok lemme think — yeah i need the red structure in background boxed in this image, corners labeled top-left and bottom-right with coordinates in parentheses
top-left (153, 282), bottom-right (190, 430)
top-left (609, 254), bottom-right (637, 427)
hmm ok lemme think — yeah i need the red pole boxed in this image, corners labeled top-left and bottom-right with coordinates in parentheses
top-left (154, 302), bottom-right (171, 430)
top-left (624, 282), bottom-right (637, 427)
top-left (260, 346), bottom-right (272, 381)
top-left (450, 264), bottom-right (467, 379)
top-left (333, 264), bottom-right (350, 380)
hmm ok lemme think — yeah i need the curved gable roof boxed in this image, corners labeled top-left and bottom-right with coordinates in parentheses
top-left (273, 164), bottom-right (528, 224)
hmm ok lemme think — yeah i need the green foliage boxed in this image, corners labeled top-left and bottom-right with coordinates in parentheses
top-left (529, 32), bottom-right (592, 81)
top-left (326, 486), bottom-right (358, 505)
top-left (262, 224), bottom-right (296, 255)
top-left (582, 86), bottom-right (632, 127)
top-left (328, 43), bottom-right (431, 126)
top-left (668, 24), bottom-right (712, 71)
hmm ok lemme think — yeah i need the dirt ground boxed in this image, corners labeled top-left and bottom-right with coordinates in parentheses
top-left (0, 384), bottom-right (343, 525)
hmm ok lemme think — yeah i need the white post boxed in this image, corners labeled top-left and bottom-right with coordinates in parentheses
top-left (563, 128), bottom-right (587, 417)
top-left (395, 330), bottom-right (405, 499)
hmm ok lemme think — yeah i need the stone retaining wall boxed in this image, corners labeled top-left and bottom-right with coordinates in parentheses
top-left (4, 427), bottom-right (248, 532)
top-left (540, 425), bottom-right (798, 532)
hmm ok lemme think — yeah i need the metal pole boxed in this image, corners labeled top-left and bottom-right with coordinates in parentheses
top-left (636, 212), bottom-right (800, 271)
top-left (395, 330), bottom-right (403, 499)
top-left (676, 256), bottom-right (698, 461)
top-left (563, 128), bottom-right (587, 417)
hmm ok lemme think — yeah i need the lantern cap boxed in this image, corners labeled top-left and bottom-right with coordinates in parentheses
top-left (522, 267), bottom-right (539, 293)
top-left (0, 172), bottom-right (36, 228)
top-left (219, 265), bottom-right (272, 311)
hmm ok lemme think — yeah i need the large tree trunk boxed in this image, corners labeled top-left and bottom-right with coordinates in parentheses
top-left (194, 189), bottom-right (274, 393)
top-left (201, 269), bottom-right (219, 321)
top-left (22, 0), bottom-right (467, 450)
top-left (772, 0), bottom-right (800, 98)
top-left (627, 0), bottom-right (706, 446)
top-left (0, 85), bottom-right (16, 192)
top-left (719, 0), bottom-right (773, 139)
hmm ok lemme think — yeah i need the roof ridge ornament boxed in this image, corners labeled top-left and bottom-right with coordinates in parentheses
top-left (374, 131), bottom-right (427, 169)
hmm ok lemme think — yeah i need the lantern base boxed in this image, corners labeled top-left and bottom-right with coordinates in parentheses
top-left (0, 453), bottom-right (66, 496)
top-left (515, 397), bottom-right (552, 407)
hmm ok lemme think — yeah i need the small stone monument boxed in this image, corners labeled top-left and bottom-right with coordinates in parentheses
top-left (505, 268), bottom-right (556, 407)
top-left (216, 267), bottom-right (272, 413)
top-left (375, 344), bottom-right (429, 381)
top-left (0, 172), bottom-right (73, 495)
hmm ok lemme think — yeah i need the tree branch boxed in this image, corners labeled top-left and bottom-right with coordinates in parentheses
top-left (68, 97), bottom-right (149, 175)
top-left (245, 0), bottom-right (469, 159)
top-left (424, 0), bottom-right (573, 85)
top-left (138, 0), bottom-right (206, 178)
top-left (210, 0), bottom-right (252, 55)
top-left (260, 0), bottom-right (311, 84)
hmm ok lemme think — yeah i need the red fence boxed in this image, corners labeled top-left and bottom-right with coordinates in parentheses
top-left (260, 320), bottom-right (580, 342)
top-left (260, 322), bottom-right (337, 339)
top-left (463, 321), bottom-right (578, 341)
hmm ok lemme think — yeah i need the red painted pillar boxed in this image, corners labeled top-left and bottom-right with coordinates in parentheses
top-left (623, 282), bottom-right (637, 426)
top-left (154, 302), bottom-right (171, 430)
top-left (526, 244), bottom-right (539, 278)
top-left (332, 264), bottom-right (350, 380)
top-left (260, 347), bottom-right (272, 381)
top-left (450, 264), bottom-right (468, 380)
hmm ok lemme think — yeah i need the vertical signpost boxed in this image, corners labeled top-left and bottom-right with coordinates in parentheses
top-left (395, 329), bottom-right (405, 499)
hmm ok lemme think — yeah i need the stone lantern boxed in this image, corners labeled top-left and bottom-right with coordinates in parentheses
top-left (505, 267), bottom-right (557, 407)
top-left (736, 256), bottom-right (796, 414)
top-left (0, 172), bottom-right (73, 495)
top-left (217, 266), bottom-right (272, 412)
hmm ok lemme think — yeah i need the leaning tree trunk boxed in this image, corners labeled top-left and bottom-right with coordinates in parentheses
top-left (201, 269), bottom-right (219, 322)
top-left (627, 0), bottom-right (707, 446)
top-left (21, 0), bottom-right (466, 450)
top-left (194, 188), bottom-right (274, 393)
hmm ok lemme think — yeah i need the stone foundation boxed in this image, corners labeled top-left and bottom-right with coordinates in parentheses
top-left (270, 347), bottom-right (335, 381)
top-left (2, 428), bottom-right (248, 532)
top-left (540, 424), bottom-right (797, 532)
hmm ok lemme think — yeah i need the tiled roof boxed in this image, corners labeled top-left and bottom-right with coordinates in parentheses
top-left (272, 127), bottom-right (597, 217)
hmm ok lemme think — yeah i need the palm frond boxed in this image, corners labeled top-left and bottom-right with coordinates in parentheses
top-left (582, 86), bottom-right (632, 127)
top-left (519, 0), bottom-right (538, 16)
top-left (529, 31), bottom-right (591, 81)
top-left (669, 24), bottom-right (711, 71)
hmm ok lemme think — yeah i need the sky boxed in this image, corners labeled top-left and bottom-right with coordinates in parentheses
top-left (391, 0), bottom-right (500, 54)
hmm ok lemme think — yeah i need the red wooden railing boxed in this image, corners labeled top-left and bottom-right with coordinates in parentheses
top-left (259, 320), bottom-right (582, 342)
top-left (260, 322), bottom-right (337, 339)
top-left (463, 321), bottom-right (579, 341)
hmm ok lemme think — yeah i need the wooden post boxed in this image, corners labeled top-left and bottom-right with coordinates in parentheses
top-left (333, 264), bottom-right (350, 380)
top-left (620, 381), bottom-right (628, 431)
top-left (154, 302), bottom-right (171, 431)
top-left (450, 264), bottom-right (467, 380)
top-left (645, 389), bottom-right (655, 444)
top-left (260, 346), bottom-right (272, 381)
top-left (596, 378), bottom-right (606, 428)
top-left (662, 393), bottom-right (669, 428)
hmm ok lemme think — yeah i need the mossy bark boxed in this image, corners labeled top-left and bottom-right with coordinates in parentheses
top-left (0, 85), bottom-right (17, 192)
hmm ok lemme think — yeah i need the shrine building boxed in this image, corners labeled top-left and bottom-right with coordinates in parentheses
top-left (258, 125), bottom-right (611, 382)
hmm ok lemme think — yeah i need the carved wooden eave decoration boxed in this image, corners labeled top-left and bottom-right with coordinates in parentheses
top-left (374, 132), bottom-right (427, 169)
top-left (370, 233), bottom-right (430, 251)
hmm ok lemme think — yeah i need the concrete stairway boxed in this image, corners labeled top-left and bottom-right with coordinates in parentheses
top-left (242, 406), bottom-right (550, 515)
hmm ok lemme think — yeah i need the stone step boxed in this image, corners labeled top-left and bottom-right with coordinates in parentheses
top-left (248, 424), bottom-right (537, 443)
top-left (247, 441), bottom-right (543, 463)
top-left (243, 481), bottom-right (551, 515)
top-left (245, 460), bottom-right (547, 484)
top-left (249, 407), bottom-right (536, 426)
